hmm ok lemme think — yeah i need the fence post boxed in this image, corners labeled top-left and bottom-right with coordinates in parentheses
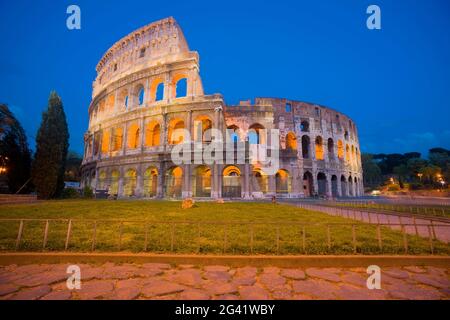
top-left (431, 221), bottom-right (437, 240)
top-left (302, 226), bottom-right (306, 253)
top-left (223, 224), bottom-right (228, 253)
top-left (42, 220), bottom-right (49, 250)
top-left (401, 225), bottom-right (408, 253)
top-left (118, 222), bottom-right (123, 251)
top-left (352, 225), bottom-right (356, 253)
top-left (91, 221), bottom-right (97, 252)
top-left (15, 220), bottom-right (24, 250)
top-left (413, 217), bottom-right (419, 236)
top-left (144, 223), bottom-right (148, 252)
top-left (250, 225), bottom-right (254, 254)
top-left (427, 225), bottom-right (434, 254)
top-left (197, 224), bottom-right (201, 254)
top-left (170, 223), bottom-right (175, 252)
top-left (276, 226), bottom-right (280, 254)
top-left (376, 224), bottom-right (382, 251)
top-left (326, 225), bottom-right (331, 251)
top-left (65, 219), bottom-right (72, 251)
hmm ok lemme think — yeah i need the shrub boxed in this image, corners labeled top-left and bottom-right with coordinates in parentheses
top-left (387, 184), bottom-right (400, 191)
top-left (83, 186), bottom-right (94, 199)
top-left (61, 187), bottom-right (80, 199)
top-left (409, 182), bottom-right (423, 190)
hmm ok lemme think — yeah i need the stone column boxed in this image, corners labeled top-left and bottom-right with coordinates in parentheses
top-left (326, 174), bottom-right (333, 198)
top-left (268, 175), bottom-right (276, 197)
top-left (122, 123), bottom-right (128, 156)
top-left (312, 171), bottom-right (319, 197)
top-left (182, 164), bottom-right (192, 198)
top-left (337, 176), bottom-right (342, 197)
top-left (118, 168), bottom-right (124, 198)
top-left (139, 117), bottom-right (145, 151)
top-left (243, 163), bottom-right (251, 199)
top-left (157, 162), bottom-right (165, 198)
top-left (136, 164), bottom-right (143, 197)
top-left (212, 163), bottom-right (220, 199)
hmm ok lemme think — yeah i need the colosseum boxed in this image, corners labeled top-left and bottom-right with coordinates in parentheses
top-left (81, 17), bottom-right (364, 199)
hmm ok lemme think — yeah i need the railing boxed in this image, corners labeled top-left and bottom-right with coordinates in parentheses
top-left (0, 218), bottom-right (448, 255)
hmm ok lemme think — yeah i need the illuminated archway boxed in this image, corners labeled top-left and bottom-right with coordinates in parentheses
top-left (315, 136), bottom-right (324, 160)
top-left (193, 165), bottom-right (211, 197)
top-left (286, 132), bottom-right (297, 150)
top-left (101, 129), bottom-right (110, 154)
top-left (123, 169), bottom-right (137, 197)
top-left (303, 171), bottom-right (314, 197)
top-left (110, 170), bottom-right (120, 196)
top-left (145, 121), bottom-right (161, 147)
top-left (337, 140), bottom-right (344, 160)
top-left (127, 123), bottom-right (140, 149)
top-left (194, 115), bottom-right (213, 143)
top-left (143, 167), bottom-right (158, 197)
top-left (168, 119), bottom-right (185, 145)
top-left (276, 169), bottom-right (291, 194)
top-left (222, 166), bottom-right (241, 198)
top-left (165, 166), bottom-right (183, 198)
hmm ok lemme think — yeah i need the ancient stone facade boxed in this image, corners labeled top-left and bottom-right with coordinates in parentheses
top-left (81, 17), bottom-right (364, 199)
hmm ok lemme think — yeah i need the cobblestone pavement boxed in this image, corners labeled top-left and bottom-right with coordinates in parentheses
top-left (0, 263), bottom-right (449, 300)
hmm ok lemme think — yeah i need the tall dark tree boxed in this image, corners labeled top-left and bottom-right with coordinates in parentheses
top-left (361, 153), bottom-right (382, 187)
top-left (0, 104), bottom-right (32, 193)
top-left (32, 92), bottom-right (69, 199)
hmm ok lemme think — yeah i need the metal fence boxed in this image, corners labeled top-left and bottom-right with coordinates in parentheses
top-left (0, 217), bottom-right (448, 255)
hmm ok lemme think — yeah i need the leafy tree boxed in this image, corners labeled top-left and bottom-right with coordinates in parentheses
top-left (32, 92), bottom-right (69, 199)
top-left (0, 104), bottom-right (32, 193)
top-left (406, 158), bottom-right (428, 180)
top-left (393, 164), bottom-right (409, 188)
top-left (419, 165), bottom-right (441, 185)
top-left (361, 153), bottom-right (382, 187)
top-left (65, 151), bottom-right (82, 182)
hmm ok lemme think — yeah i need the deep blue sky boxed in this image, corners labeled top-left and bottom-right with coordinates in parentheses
top-left (1, 0), bottom-right (449, 157)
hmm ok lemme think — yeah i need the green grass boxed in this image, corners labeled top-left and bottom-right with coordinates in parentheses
top-left (0, 200), bottom-right (447, 255)
top-left (329, 202), bottom-right (450, 218)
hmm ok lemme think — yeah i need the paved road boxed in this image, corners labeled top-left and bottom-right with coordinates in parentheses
top-left (0, 263), bottom-right (448, 300)
top-left (291, 203), bottom-right (450, 243)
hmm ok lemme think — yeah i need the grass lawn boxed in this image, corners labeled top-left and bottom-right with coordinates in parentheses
top-left (0, 200), bottom-right (447, 255)
top-left (329, 202), bottom-right (450, 218)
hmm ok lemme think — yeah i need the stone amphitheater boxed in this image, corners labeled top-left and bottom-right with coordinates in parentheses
top-left (80, 17), bottom-right (364, 199)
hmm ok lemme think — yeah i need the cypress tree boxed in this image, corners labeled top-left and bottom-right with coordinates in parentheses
top-left (32, 91), bottom-right (69, 199)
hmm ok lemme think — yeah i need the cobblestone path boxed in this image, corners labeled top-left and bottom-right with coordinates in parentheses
top-left (0, 263), bottom-right (448, 300)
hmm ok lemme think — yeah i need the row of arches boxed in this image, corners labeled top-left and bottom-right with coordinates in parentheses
top-left (91, 76), bottom-right (189, 121)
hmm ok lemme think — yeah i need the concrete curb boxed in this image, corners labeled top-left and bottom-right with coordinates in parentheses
top-left (1, 252), bottom-right (449, 268)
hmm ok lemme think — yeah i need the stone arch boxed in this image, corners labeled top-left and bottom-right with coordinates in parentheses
top-left (150, 77), bottom-right (164, 102)
top-left (346, 144), bottom-right (351, 163)
top-left (286, 132), bottom-right (297, 150)
top-left (123, 168), bottom-right (137, 197)
top-left (145, 121), bottom-right (161, 147)
top-left (98, 170), bottom-right (107, 190)
top-left (134, 83), bottom-right (145, 106)
top-left (101, 129), bottom-right (110, 154)
top-left (106, 94), bottom-right (115, 112)
top-left (276, 169), bottom-right (291, 194)
top-left (327, 138), bottom-right (334, 160)
top-left (127, 123), bottom-right (140, 149)
top-left (227, 125), bottom-right (241, 143)
top-left (303, 171), bottom-right (314, 197)
top-left (248, 123), bottom-right (266, 144)
top-left (348, 176), bottom-right (354, 196)
top-left (143, 166), bottom-right (158, 197)
top-left (172, 73), bottom-right (189, 99)
top-left (300, 120), bottom-right (309, 132)
top-left (118, 89), bottom-right (129, 110)
top-left (252, 167), bottom-right (269, 194)
top-left (168, 118), bottom-right (185, 145)
top-left (331, 175), bottom-right (338, 197)
top-left (317, 172), bottom-right (327, 196)
top-left (165, 166), bottom-right (183, 198)
top-left (337, 140), bottom-right (344, 160)
top-left (222, 165), bottom-right (241, 198)
top-left (193, 165), bottom-right (211, 197)
top-left (301, 135), bottom-right (311, 159)
top-left (112, 127), bottom-right (123, 151)
top-left (315, 136), bottom-right (324, 160)
top-left (109, 170), bottom-right (120, 196)
top-left (340, 175), bottom-right (347, 197)
top-left (194, 115), bottom-right (213, 143)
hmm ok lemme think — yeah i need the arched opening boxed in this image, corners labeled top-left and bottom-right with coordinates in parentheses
top-left (300, 120), bottom-right (309, 132)
top-left (222, 166), bottom-right (241, 198)
top-left (301, 135), bottom-right (310, 159)
top-left (168, 119), bottom-right (185, 145)
top-left (354, 177), bottom-right (358, 196)
top-left (150, 78), bottom-right (164, 102)
top-left (340, 175), bottom-right (347, 197)
top-left (145, 121), bottom-right (161, 147)
top-left (194, 116), bottom-right (213, 143)
top-left (175, 78), bottom-right (187, 98)
top-left (109, 170), bottom-right (120, 196)
top-left (252, 168), bottom-right (268, 194)
top-left (143, 167), bottom-right (158, 198)
top-left (346, 144), bottom-right (351, 163)
top-left (165, 166), bottom-right (183, 198)
top-left (127, 123), bottom-right (140, 149)
top-left (315, 136), bottom-right (324, 160)
top-left (136, 86), bottom-right (145, 106)
top-left (337, 140), bottom-right (344, 160)
top-left (286, 132), bottom-right (297, 150)
top-left (276, 169), bottom-right (291, 194)
top-left (106, 94), bottom-right (115, 112)
top-left (112, 127), bottom-right (123, 151)
top-left (303, 171), bottom-right (314, 197)
top-left (118, 89), bottom-right (128, 110)
top-left (317, 172), bottom-right (327, 196)
top-left (101, 130), bottom-right (110, 154)
top-left (248, 123), bottom-right (265, 144)
top-left (227, 125), bottom-right (240, 143)
top-left (351, 146), bottom-right (356, 166)
top-left (331, 175), bottom-right (338, 197)
top-left (193, 165), bottom-right (211, 197)
top-left (98, 171), bottom-right (107, 190)
top-left (348, 176), bottom-right (354, 196)
top-left (327, 138), bottom-right (334, 160)
top-left (123, 169), bottom-right (137, 197)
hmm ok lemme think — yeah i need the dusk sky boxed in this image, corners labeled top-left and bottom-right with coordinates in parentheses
top-left (1, 0), bottom-right (449, 157)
